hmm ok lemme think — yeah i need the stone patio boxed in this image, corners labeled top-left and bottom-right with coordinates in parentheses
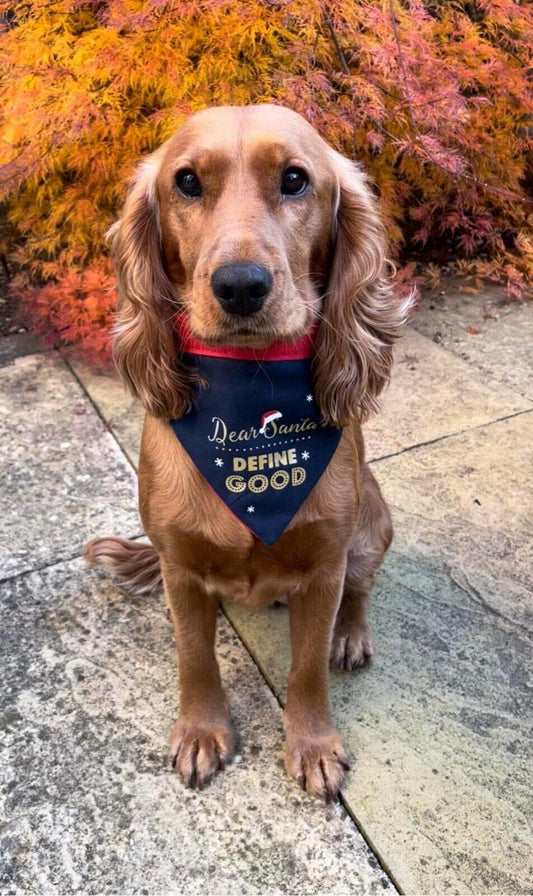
top-left (1, 284), bottom-right (531, 895)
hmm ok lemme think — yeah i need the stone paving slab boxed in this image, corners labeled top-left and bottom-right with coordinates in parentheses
top-left (225, 412), bottom-right (533, 895)
top-left (413, 284), bottom-right (532, 400)
top-left (32, 314), bottom-right (533, 894)
top-left (376, 413), bottom-right (532, 630)
top-left (0, 557), bottom-right (395, 896)
top-left (226, 565), bottom-right (532, 896)
top-left (0, 353), bottom-right (140, 581)
top-left (364, 328), bottom-right (531, 462)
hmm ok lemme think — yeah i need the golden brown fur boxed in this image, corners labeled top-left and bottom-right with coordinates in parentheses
top-left (85, 105), bottom-right (411, 800)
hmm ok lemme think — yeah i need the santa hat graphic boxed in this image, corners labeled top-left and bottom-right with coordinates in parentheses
top-left (259, 410), bottom-right (282, 435)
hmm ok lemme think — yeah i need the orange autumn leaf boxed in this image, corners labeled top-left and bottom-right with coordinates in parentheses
top-left (0, 0), bottom-right (531, 359)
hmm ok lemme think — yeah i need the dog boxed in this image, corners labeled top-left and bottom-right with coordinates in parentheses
top-left (85, 104), bottom-right (411, 800)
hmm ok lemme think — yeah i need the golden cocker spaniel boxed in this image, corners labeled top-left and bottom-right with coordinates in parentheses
top-left (86, 104), bottom-right (411, 801)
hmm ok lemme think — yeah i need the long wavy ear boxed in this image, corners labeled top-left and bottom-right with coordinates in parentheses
top-left (314, 151), bottom-right (413, 427)
top-left (111, 151), bottom-right (193, 418)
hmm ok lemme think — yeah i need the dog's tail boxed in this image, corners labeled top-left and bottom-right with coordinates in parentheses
top-left (83, 537), bottom-right (162, 594)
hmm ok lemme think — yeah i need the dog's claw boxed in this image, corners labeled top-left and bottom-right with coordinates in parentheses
top-left (296, 773), bottom-right (306, 791)
top-left (330, 626), bottom-right (374, 671)
top-left (170, 718), bottom-right (234, 790)
top-left (285, 728), bottom-right (349, 802)
top-left (333, 750), bottom-right (351, 772)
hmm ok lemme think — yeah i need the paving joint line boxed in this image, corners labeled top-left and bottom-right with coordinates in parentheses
top-left (369, 405), bottom-right (532, 465)
top-left (1, 555), bottom-right (83, 587)
top-left (220, 603), bottom-right (404, 895)
top-left (1, 550), bottom-right (93, 587)
top-left (1, 535), bottom-right (401, 888)
top-left (0, 533), bottom-right (146, 588)
top-left (61, 352), bottom-right (139, 473)
top-left (383, 563), bottom-right (532, 640)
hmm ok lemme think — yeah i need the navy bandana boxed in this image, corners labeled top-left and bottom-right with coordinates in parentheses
top-left (170, 320), bottom-right (342, 545)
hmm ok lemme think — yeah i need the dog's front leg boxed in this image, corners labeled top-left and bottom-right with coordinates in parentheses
top-left (284, 564), bottom-right (350, 801)
top-left (163, 563), bottom-right (234, 788)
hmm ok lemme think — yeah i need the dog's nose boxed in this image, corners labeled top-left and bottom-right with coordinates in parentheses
top-left (211, 263), bottom-right (273, 316)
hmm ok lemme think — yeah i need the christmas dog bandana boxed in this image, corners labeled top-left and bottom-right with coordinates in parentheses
top-left (170, 319), bottom-right (342, 545)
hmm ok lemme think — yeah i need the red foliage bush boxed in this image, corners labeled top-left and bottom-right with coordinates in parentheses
top-left (0, 0), bottom-right (531, 358)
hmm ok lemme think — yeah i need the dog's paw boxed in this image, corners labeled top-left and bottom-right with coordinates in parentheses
top-left (284, 729), bottom-right (350, 802)
top-left (330, 623), bottom-right (374, 671)
top-left (170, 717), bottom-right (234, 789)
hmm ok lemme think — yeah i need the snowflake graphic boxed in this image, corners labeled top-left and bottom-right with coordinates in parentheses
top-left (301, 450), bottom-right (310, 461)
top-left (247, 505), bottom-right (255, 513)
top-left (306, 394), bottom-right (313, 402)
top-left (214, 457), bottom-right (224, 467)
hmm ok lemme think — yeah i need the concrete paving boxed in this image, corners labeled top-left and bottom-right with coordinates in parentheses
top-left (0, 352), bottom-right (395, 895)
top-left (2, 558), bottom-right (391, 896)
top-left (228, 416), bottom-right (532, 894)
top-left (364, 327), bottom-right (530, 462)
top-left (1, 287), bottom-right (531, 894)
top-left (413, 282), bottom-right (532, 401)
top-left (0, 353), bottom-right (140, 580)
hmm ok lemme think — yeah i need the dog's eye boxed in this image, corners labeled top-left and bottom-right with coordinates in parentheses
top-left (175, 168), bottom-right (202, 198)
top-left (280, 167), bottom-right (309, 197)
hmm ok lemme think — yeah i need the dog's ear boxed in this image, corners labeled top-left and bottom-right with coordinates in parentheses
top-left (111, 151), bottom-right (193, 418)
top-left (314, 151), bottom-right (412, 427)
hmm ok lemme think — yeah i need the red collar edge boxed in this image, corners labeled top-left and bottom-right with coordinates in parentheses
top-left (175, 315), bottom-right (316, 361)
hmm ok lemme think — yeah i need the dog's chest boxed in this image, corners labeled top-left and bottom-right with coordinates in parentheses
top-left (177, 502), bottom-right (357, 609)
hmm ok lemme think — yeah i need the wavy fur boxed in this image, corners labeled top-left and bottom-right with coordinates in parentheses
top-left (315, 151), bottom-right (412, 426)
top-left (111, 154), bottom-right (194, 418)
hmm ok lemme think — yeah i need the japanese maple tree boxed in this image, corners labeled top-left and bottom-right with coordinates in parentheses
top-left (0, 0), bottom-right (531, 357)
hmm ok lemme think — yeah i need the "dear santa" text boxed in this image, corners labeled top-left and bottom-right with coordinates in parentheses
top-left (208, 416), bottom-right (317, 446)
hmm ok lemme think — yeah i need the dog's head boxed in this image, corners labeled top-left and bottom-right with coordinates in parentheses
top-left (111, 104), bottom-right (411, 425)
